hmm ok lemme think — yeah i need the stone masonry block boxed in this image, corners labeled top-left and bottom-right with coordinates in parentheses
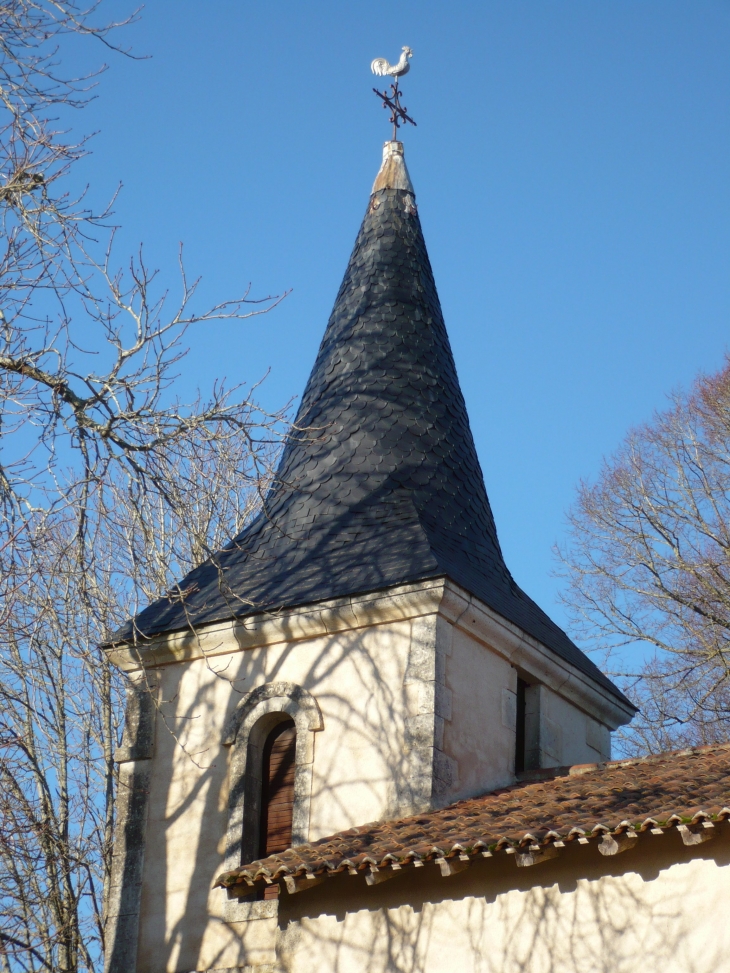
top-left (433, 749), bottom-right (458, 789)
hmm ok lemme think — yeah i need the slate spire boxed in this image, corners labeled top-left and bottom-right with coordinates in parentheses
top-left (127, 141), bottom-right (619, 697)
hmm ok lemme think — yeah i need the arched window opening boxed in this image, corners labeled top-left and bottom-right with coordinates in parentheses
top-left (259, 718), bottom-right (296, 899)
top-left (222, 683), bottom-right (322, 918)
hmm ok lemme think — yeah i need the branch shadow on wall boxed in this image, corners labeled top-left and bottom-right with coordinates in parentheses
top-left (274, 829), bottom-right (730, 973)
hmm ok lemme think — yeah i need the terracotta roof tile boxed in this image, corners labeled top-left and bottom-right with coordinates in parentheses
top-left (217, 743), bottom-right (730, 893)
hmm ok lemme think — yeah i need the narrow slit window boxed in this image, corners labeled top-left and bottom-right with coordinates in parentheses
top-left (259, 719), bottom-right (296, 899)
top-left (515, 678), bottom-right (527, 774)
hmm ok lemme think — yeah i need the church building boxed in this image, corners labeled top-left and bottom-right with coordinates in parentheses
top-left (106, 137), bottom-right (730, 973)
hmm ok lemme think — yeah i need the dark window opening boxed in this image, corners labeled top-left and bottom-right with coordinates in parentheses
top-left (515, 678), bottom-right (527, 774)
top-left (258, 718), bottom-right (296, 900)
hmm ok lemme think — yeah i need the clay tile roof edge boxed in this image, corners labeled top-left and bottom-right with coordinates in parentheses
top-left (216, 742), bottom-right (730, 895)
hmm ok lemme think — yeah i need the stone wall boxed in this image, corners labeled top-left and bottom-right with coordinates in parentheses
top-left (106, 579), bottom-right (632, 973)
top-left (273, 825), bottom-right (730, 973)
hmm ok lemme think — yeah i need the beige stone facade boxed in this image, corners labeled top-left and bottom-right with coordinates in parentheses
top-left (268, 827), bottom-right (730, 973)
top-left (106, 578), bottom-right (634, 973)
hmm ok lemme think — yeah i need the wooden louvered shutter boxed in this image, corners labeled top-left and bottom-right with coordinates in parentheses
top-left (259, 719), bottom-right (296, 898)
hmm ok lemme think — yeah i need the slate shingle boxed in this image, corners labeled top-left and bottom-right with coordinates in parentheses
top-left (116, 178), bottom-right (627, 705)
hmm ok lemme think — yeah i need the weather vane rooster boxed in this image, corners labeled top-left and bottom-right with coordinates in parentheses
top-left (370, 46), bottom-right (416, 141)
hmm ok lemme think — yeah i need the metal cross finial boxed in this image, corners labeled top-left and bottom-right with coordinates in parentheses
top-left (370, 46), bottom-right (417, 140)
top-left (372, 79), bottom-right (417, 141)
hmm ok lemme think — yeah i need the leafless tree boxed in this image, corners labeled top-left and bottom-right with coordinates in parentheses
top-left (0, 0), bottom-right (287, 555)
top-left (556, 357), bottom-right (730, 753)
top-left (0, 433), bottom-right (278, 973)
top-left (0, 4), bottom-right (289, 971)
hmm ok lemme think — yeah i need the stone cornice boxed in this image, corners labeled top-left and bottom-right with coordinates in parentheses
top-left (106, 576), bottom-right (633, 729)
top-left (436, 583), bottom-right (635, 730)
top-left (104, 579), bottom-right (447, 671)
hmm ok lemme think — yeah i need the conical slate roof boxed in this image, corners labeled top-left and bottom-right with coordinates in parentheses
top-left (125, 142), bottom-right (622, 701)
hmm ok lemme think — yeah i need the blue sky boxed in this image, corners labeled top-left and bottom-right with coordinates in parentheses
top-left (68, 1), bottom-right (729, 649)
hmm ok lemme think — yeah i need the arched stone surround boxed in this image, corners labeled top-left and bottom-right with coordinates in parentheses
top-left (222, 682), bottom-right (324, 907)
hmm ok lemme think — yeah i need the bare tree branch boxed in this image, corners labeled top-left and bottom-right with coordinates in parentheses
top-left (0, 5), bottom-right (291, 972)
top-left (556, 357), bottom-right (730, 754)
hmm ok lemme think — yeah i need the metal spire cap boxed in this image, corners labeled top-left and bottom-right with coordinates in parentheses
top-left (371, 140), bottom-right (414, 195)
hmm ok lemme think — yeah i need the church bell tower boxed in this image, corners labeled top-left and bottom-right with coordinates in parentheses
top-left (106, 134), bottom-right (634, 973)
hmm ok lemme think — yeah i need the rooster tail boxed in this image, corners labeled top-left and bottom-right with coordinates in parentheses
top-left (371, 57), bottom-right (390, 76)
